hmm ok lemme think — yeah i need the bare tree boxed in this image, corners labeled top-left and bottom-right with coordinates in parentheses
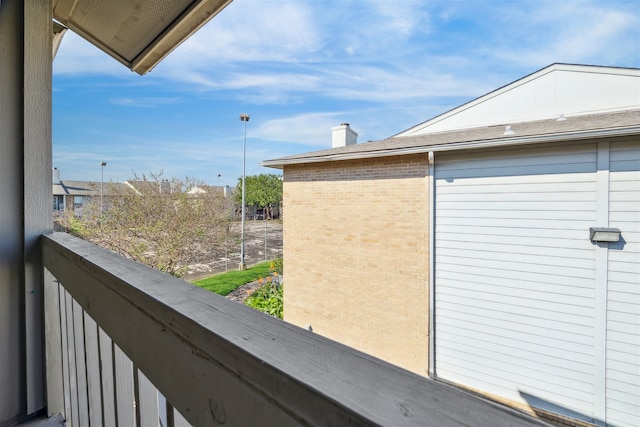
top-left (56, 173), bottom-right (238, 277)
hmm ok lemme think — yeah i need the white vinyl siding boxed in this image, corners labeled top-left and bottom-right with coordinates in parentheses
top-left (434, 143), bottom-right (600, 422)
top-left (606, 141), bottom-right (640, 427)
top-left (434, 140), bottom-right (640, 426)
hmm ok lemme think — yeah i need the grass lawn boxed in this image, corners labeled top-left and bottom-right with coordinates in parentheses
top-left (192, 261), bottom-right (273, 296)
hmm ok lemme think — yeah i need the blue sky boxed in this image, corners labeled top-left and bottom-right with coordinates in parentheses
top-left (53, 0), bottom-right (640, 186)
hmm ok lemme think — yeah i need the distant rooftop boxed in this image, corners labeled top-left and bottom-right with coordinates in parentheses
top-left (53, 180), bottom-right (128, 196)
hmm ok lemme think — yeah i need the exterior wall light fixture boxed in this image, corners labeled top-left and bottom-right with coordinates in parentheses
top-left (589, 227), bottom-right (621, 243)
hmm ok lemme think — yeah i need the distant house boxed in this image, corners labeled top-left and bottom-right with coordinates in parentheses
top-left (53, 170), bottom-right (238, 215)
top-left (52, 167), bottom-right (101, 212)
top-left (52, 168), bottom-right (130, 213)
top-left (262, 64), bottom-right (640, 427)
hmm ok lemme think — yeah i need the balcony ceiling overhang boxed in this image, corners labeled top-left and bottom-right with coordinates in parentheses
top-left (52, 0), bottom-right (232, 75)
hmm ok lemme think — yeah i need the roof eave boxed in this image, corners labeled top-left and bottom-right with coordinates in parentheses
top-left (53, 0), bottom-right (233, 75)
top-left (261, 126), bottom-right (640, 169)
top-left (131, 0), bottom-right (233, 74)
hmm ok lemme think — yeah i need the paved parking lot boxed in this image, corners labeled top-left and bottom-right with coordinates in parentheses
top-left (183, 220), bottom-right (283, 281)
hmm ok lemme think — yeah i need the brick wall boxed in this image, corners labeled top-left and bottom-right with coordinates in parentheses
top-left (282, 154), bottom-right (431, 376)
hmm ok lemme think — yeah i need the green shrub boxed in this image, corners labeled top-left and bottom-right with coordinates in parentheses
top-left (244, 260), bottom-right (283, 319)
top-left (271, 258), bottom-right (283, 275)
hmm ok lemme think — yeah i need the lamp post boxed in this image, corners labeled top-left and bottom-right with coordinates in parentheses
top-left (239, 113), bottom-right (250, 270)
top-left (100, 161), bottom-right (107, 212)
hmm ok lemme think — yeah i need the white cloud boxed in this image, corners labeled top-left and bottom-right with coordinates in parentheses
top-left (541, 8), bottom-right (637, 64)
top-left (370, 0), bottom-right (431, 38)
top-left (110, 97), bottom-right (181, 108)
top-left (254, 112), bottom-right (347, 146)
top-left (312, 64), bottom-right (491, 102)
top-left (53, 32), bottom-right (133, 76)
top-left (474, 0), bottom-right (640, 67)
top-left (153, 0), bottom-right (467, 103)
top-left (158, 0), bottom-right (321, 67)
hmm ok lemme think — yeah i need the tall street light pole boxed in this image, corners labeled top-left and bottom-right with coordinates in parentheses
top-left (100, 161), bottom-right (107, 212)
top-left (239, 113), bottom-right (250, 270)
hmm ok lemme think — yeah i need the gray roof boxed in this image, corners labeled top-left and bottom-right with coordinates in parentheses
top-left (53, 181), bottom-right (99, 196)
top-left (261, 109), bottom-right (640, 168)
top-left (53, 181), bottom-right (128, 196)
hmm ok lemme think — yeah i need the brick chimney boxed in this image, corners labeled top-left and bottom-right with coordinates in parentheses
top-left (331, 123), bottom-right (357, 148)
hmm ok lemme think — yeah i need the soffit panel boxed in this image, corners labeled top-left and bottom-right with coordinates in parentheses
top-left (53, 0), bottom-right (232, 74)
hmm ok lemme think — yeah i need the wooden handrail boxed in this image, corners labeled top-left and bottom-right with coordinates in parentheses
top-left (43, 232), bottom-right (549, 426)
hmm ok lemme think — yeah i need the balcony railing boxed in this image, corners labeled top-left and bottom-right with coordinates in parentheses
top-left (42, 232), bottom-right (549, 426)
